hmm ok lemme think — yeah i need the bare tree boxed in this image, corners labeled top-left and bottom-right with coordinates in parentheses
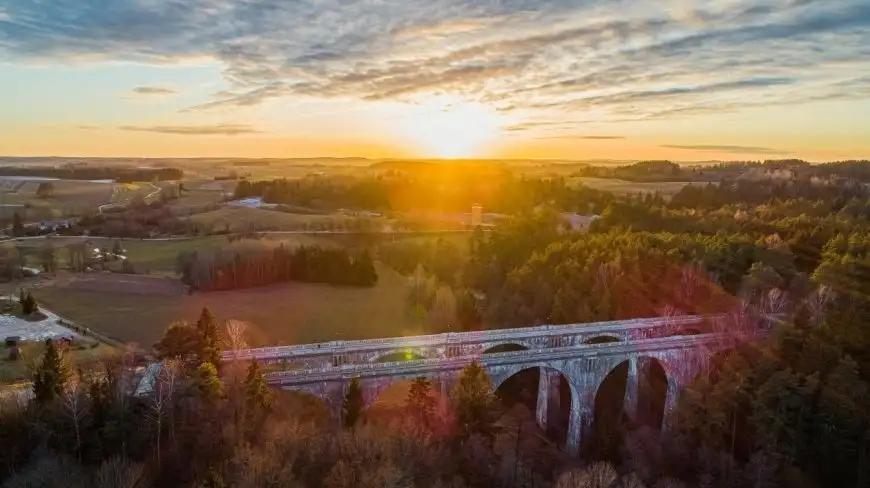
top-left (62, 372), bottom-right (88, 461)
top-left (555, 462), bottom-right (619, 488)
top-left (806, 285), bottom-right (834, 327)
top-left (597, 263), bottom-right (616, 291)
top-left (659, 304), bottom-right (684, 337)
top-left (760, 288), bottom-right (788, 318)
top-left (222, 319), bottom-right (249, 354)
top-left (147, 359), bottom-right (179, 467)
top-left (679, 263), bottom-right (703, 303)
top-left (93, 457), bottom-right (148, 488)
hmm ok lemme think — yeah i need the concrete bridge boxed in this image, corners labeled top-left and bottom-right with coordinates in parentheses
top-left (223, 314), bottom-right (717, 368)
top-left (228, 315), bottom-right (749, 457)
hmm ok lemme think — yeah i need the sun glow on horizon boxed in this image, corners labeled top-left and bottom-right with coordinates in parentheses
top-left (396, 96), bottom-right (503, 158)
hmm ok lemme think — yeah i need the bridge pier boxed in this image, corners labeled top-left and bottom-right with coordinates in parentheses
top-left (662, 376), bottom-right (679, 432)
top-left (623, 356), bottom-right (639, 421)
top-left (536, 368), bottom-right (551, 431)
top-left (566, 394), bottom-right (590, 458)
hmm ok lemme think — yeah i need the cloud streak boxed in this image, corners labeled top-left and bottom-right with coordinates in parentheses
top-left (0, 0), bottom-right (868, 130)
top-left (118, 124), bottom-right (261, 136)
top-left (130, 85), bottom-right (176, 96)
top-left (661, 144), bottom-right (791, 155)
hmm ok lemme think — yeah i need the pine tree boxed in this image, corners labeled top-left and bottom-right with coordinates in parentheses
top-left (354, 250), bottom-right (378, 287)
top-left (243, 361), bottom-right (273, 419)
top-left (112, 240), bottom-right (124, 260)
top-left (12, 212), bottom-right (23, 237)
top-left (449, 362), bottom-right (500, 441)
top-left (406, 376), bottom-right (436, 433)
top-left (33, 339), bottom-right (69, 406)
top-left (343, 378), bottom-right (364, 429)
top-left (195, 308), bottom-right (221, 371)
top-left (190, 362), bottom-right (224, 403)
top-left (154, 322), bottom-right (201, 359)
top-left (21, 293), bottom-right (37, 315)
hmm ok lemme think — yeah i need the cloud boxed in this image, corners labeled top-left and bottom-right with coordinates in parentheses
top-left (130, 85), bottom-right (177, 96)
top-left (118, 124), bottom-right (261, 136)
top-left (0, 0), bottom-right (868, 124)
top-left (661, 144), bottom-right (791, 155)
top-left (535, 134), bottom-right (626, 140)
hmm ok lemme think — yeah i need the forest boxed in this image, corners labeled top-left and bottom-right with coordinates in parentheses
top-left (234, 171), bottom-right (618, 214)
top-left (177, 244), bottom-right (378, 291)
top-left (3, 160), bottom-right (870, 487)
top-left (573, 159), bottom-right (870, 183)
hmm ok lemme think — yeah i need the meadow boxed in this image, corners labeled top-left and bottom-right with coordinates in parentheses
top-left (186, 206), bottom-right (386, 232)
top-left (571, 177), bottom-right (706, 197)
top-left (35, 263), bottom-right (425, 349)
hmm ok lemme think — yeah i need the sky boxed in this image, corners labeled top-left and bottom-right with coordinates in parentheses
top-left (0, 0), bottom-right (869, 161)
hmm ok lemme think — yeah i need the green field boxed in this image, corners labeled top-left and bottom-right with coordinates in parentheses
top-left (35, 263), bottom-right (425, 349)
top-left (15, 234), bottom-right (332, 275)
top-left (187, 206), bottom-right (385, 232)
top-left (0, 342), bottom-right (117, 385)
top-left (571, 177), bottom-right (708, 197)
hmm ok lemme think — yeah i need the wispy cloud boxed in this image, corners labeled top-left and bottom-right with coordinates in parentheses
top-left (0, 0), bottom-right (868, 125)
top-left (661, 144), bottom-right (791, 155)
top-left (537, 135), bottom-right (626, 140)
top-left (130, 85), bottom-right (177, 96)
top-left (118, 124), bottom-right (261, 136)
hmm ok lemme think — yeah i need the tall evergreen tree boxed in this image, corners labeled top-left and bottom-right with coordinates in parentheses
top-left (406, 376), bottom-right (436, 433)
top-left (243, 361), bottom-right (273, 419)
top-left (354, 250), bottom-right (378, 287)
top-left (32, 339), bottom-right (69, 406)
top-left (11, 212), bottom-right (23, 237)
top-left (343, 378), bottom-right (364, 429)
top-left (190, 362), bottom-right (224, 403)
top-left (154, 323), bottom-right (201, 360)
top-left (195, 308), bottom-right (221, 370)
top-left (449, 362), bottom-right (501, 441)
top-left (21, 293), bottom-right (37, 315)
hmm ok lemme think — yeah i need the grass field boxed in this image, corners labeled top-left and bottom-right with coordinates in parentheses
top-left (0, 342), bottom-right (117, 385)
top-left (35, 263), bottom-right (425, 349)
top-left (571, 177), bottom-right (709, 197)
top-left (187, 206), bottom-right (385, 232)
top-left (14, 235), bottom-right (332, 275)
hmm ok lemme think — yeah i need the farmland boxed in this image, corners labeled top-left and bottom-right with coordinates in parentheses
top-left (35, 263), bottom-right (425, 349)
top-left (186, 206), bottom-right (386, 232)
top-left (571, 177), bottom-right (707, 197)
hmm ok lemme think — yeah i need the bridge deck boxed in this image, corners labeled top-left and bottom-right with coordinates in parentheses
top-left (231, 314), bottom-right (719, 362)
top-left (266, 332), bottom-right (727, 385)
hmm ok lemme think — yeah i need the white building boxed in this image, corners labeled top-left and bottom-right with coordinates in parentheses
top-left (471, 203), bottom-right (483, 227)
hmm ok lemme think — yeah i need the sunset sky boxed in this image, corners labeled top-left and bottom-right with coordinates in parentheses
top-left (1, 0), bottom-right (868, 161)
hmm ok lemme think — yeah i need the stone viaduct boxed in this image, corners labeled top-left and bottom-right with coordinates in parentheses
top-left (225, 315), bottom-right (741, 457)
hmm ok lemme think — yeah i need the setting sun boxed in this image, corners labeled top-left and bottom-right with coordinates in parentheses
top-left (397, 96), bottom-right (503, 158)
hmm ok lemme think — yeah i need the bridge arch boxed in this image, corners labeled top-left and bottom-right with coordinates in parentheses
top-left (367, 348), bottom-right (429, 363)
top-left (483, 342), bottom-right (530, 354)
top-left (489, 362), bottom-right (580, 449)
top-left (583, 334), bottom-right (622, 345)
top-left (481, 340), bottom-right (535, 354)
top-left (589, 355), bottom-right (674, 459)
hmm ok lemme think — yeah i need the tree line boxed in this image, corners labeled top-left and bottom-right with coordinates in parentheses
top-left (0, 166), bottom-right (183, 182)
top-left (177, 244), bottom-right (378, 291)
top-left (235, 172), bottom-right (618, 214)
